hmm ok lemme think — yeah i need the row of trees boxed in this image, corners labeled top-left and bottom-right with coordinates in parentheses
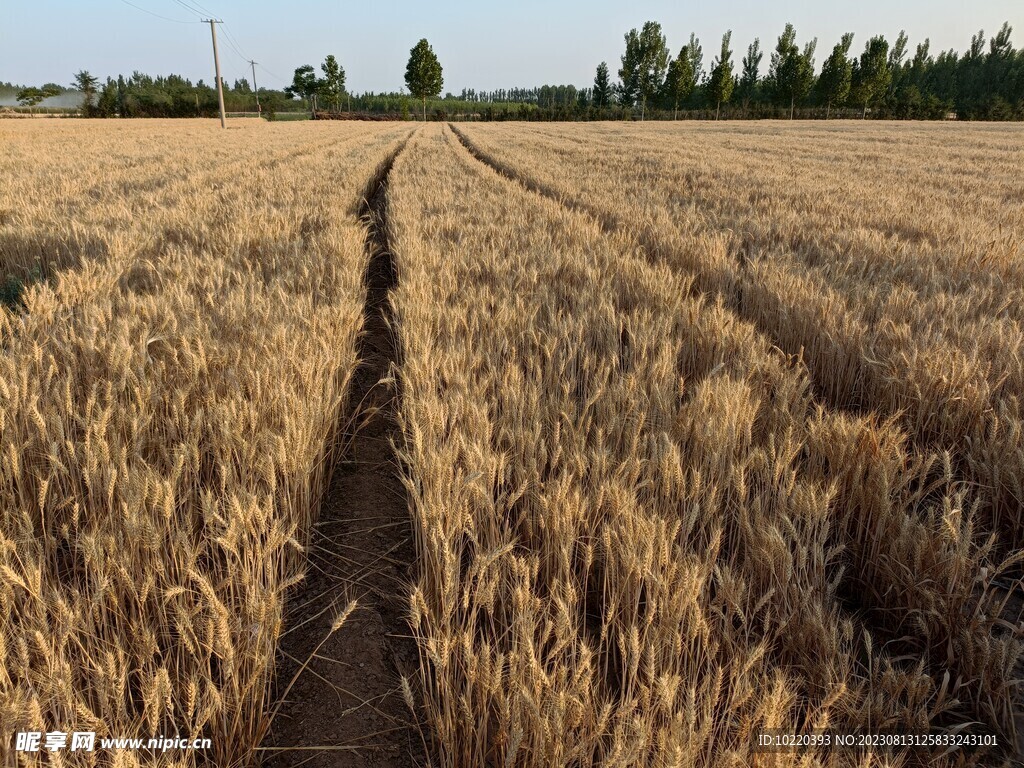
top-left (312, 21), bottom-right (1023, 121)
top-left (11, 84), bottom-right (62, 109)
top-left (286, 39), bottom-right (443, 120)
top-left (11, 74), bottom-right (88, 111)
top-left (455, 85), bottom-right (587, 106)
top-left (11, 23), bottom-right (1022, 120)
top-left (603, 20), bottom-right (1024, 120)
top-left (285, 55), bottom-right (347, 114)
top-left (81, 72), bottom-right (299, 118)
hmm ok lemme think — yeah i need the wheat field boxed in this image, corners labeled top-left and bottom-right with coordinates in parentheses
top-left (0, 119), bottom-right (1021, 767)
top-left (393, 124), bottom-right (1023, 767)
top-left (450, 121), bottom-right (1024, 548)
top-left (0, 119), bottom-right (409, 766)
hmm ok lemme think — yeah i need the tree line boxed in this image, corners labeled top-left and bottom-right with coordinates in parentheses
top-left (10, 70), bottom-right (307, 118)
top-left (603, 20), bottom-right (1023, 120)
top-left (8, 21), bottom-right (1022, 120)
top-left (301, 22), bottom-right (1022, 120)
top-left (314, 21), bottom-right (1024, 121)
top-left (284, 39), bottom-right (444, 120)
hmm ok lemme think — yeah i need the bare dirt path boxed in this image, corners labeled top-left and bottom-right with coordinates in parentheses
top-left (261, 138), bottom-right (422, 768)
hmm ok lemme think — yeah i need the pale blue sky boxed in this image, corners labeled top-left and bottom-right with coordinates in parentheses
top-left (2, 1), bottom-right (1022, 92)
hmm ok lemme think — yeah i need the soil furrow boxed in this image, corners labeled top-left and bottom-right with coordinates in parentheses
top-left (448, 123), bottom-right (619, 234)
top-left (262, 136), bottom-right (421, 768)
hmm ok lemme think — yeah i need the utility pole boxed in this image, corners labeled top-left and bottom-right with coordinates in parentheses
top-left (249, 60), bottom-right (261, 115)
top-left (204, 19), bottom-right (227, 128)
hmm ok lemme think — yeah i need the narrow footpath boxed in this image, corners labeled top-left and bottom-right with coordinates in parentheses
top-left (263, 141), bottom-right (421, 768)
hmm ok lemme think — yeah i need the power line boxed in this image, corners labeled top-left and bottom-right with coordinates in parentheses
top-left (257, 63), bottom-right (283, 80)
top-left (257, 63), bottom-right (286, 88)
top-left (166, 0), bottom-right (202, 18)
top-left (222, 37), bottom-right (248, 63)
top-left (171, 3), bottom-right (273, 91)
top-left (118, 0), bottom-right (197, 23)
top-left (181, 0), bottom-right (219, 18)
top-left (218, 25), bottom-right (289, 90)
top-left (217, 18), bottom-right (286, 89)
top-left (221, 24), bottom-right (245, 55)
top-left (168, 0), bottom-right (211, 18)
top-left (126, 0), bottom-right (278, 96)
top-left (220, 24), bottom-right (250, 63)
top-left (221, 41), bottom-right (249, 69)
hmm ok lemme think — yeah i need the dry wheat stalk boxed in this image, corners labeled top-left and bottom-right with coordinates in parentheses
top-left (0, 119), bottom-right (409, 767)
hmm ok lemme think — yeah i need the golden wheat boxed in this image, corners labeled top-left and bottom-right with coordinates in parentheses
top-left (0, 119), bottom-right (408, 767)
top-left (454, 121), bottom-right (1024, 555)
top-left (391, 124), bottom-right (1022, 767)
top-left (2, 117), bottom-right (1020, 768)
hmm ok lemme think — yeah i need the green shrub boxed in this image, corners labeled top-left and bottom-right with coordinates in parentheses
top-left (1, 264), bottom-right (45, 311)
top-left (0, 275), bottom-right (25, 310)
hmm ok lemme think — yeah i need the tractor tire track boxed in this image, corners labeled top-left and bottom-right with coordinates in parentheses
top-left (262, 134), bottom-right (422, 768)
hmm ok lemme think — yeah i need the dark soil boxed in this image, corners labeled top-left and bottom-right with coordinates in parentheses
top-left (262, 143), bottom-right (422, 768)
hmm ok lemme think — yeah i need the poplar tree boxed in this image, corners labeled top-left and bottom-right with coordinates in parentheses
top-left (619, 21), bottom-right (669, 119)
top-left (593, 62), bottom-right (612, 107)
top-left (738, 38), bottom-right (762, 113)
top-left (768, 24), bottom-right (816, 118)
top-left (320, 55), bottom-right (346, 112)
top-left (618, 30), bottom-right (640, 107)
top-left (663, 47), bottom-right (694, 118)
top-left (72, 70), bottom-right (99, 115)
top-left (687, 34), bottom-right (704, 93)
top-left (286, 65), bottom-right (321, 116)
top-left (405, 38), bottom-right (443, 121)
top-left (852, 36), bottom-right (891, 117)
top-left (708, 31), bottom-right (735, 119)
top-left (818, 33), bottom-right (854, 118)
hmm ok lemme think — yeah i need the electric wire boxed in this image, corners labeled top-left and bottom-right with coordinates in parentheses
top-left (168, 0), bottom-right (213, 19)
top-left (220, 25), bottom-right (250, 63)
top-left (118, 0), bottom-right (197, 24)
top-left (125, 0), bottom-right (281, 92)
